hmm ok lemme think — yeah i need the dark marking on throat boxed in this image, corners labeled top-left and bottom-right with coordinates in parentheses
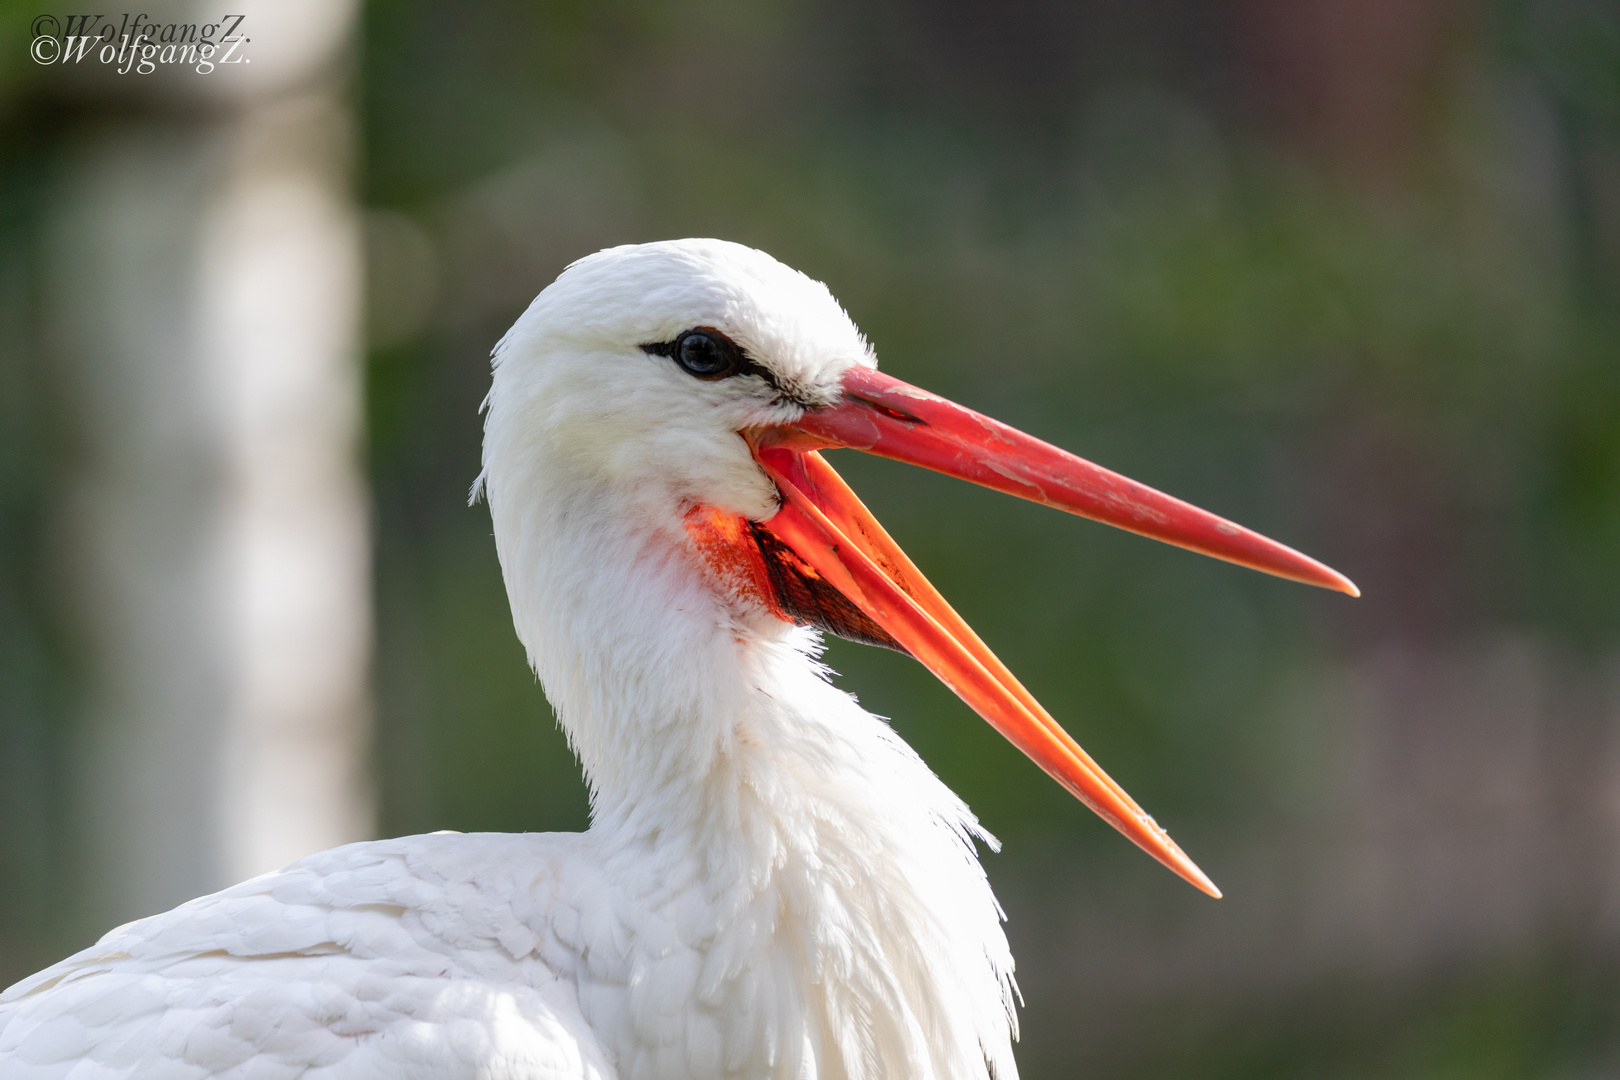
top-left (747, 521), bottom-right (909, 655)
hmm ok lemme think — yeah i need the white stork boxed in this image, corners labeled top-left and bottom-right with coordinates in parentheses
top-left (0, 239), bottom-right (1355, 1080)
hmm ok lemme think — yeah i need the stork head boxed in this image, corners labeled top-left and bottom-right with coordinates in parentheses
top-left (482, 239), bottom-right (869, 528)
top-left (483, 238), bottom-right (1357, 897)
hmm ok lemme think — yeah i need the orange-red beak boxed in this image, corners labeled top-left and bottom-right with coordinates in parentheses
top-left (746, 365), bottom-right (1357, 898)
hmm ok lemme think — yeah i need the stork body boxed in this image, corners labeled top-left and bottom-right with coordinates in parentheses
top-left (0, 240), bottom-right (1353, 1079)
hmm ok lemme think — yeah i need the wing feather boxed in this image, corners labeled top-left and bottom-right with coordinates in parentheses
top-left (0, 833), bottom-right (613, 1080)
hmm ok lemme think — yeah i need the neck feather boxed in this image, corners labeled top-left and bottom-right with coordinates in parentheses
top-left (484, 435), bottom-right (1021, 1080)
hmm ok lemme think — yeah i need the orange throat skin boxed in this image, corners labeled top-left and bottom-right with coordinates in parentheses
top-left (683, 504), bottom-right (784, 623)
top-left (683, 502), bottom-right (906, 653)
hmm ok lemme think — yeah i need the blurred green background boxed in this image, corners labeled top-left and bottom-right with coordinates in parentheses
top-left (4, 1), bottom-right (1620, 1077)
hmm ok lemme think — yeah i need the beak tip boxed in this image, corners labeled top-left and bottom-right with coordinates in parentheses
top-left (1291, 558), bottom-right (1358, 598)
top-left (1171, 850), bottom-right (1223, 899)
top-left (1147, 825), bottom-right (1223, 898)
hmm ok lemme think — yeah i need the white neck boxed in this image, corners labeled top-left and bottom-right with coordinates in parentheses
top-left (482, 399), bottom-right (1019, 1080)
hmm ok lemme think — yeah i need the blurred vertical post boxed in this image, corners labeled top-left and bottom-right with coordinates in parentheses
top-left (46, 1), bottom-right (370, 931)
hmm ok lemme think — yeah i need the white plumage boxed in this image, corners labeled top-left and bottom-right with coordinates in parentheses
top-left (1, 241), bottom-right (1016, 1079)
top-left (1, 238), bottom-right (1354, 1079)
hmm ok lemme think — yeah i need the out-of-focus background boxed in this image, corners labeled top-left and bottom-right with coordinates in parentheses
top-left (3, 0), bottom-right (1619, 1075)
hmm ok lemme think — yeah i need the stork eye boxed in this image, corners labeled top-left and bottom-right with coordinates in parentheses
top-left (640, 327), bottom-right (782, 390)
top-left (674, 328), bottom-right (742, 379)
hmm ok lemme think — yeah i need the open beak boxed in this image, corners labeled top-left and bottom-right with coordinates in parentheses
top-left (746, 365), bottom-right (1358, 898)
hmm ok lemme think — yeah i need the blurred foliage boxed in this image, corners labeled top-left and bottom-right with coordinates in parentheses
top-left (0, 18), bottom-right (79, 979)
top-left (1079, 956), bottom-right (1620, 1079)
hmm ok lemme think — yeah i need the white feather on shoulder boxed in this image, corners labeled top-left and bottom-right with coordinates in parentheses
top-left (2, 241), bottom-right (1027, 1080)
top-left (0, 833), bottom-right (614, 1079)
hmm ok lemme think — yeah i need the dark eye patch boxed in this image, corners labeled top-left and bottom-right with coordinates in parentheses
top-left (641, 327), bottom-right (780, 388)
